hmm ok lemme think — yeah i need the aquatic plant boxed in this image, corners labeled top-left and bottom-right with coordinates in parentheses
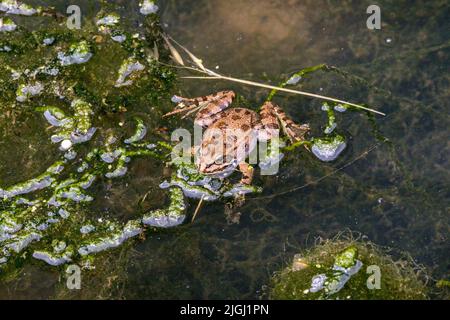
top-left (269, 237), bottom-right (429, 300)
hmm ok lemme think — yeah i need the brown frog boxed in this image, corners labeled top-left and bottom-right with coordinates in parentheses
top-left (164, 91), bottom-right (310, 185)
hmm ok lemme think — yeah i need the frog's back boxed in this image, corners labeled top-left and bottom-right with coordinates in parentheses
top-left (200, 108), bottom-right (259, 169)
top-left (208, 108), bottom-right (258, 132)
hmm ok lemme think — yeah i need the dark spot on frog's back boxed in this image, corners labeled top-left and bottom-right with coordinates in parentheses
top-left (216, 121), bottom-right (228, 129)
top-left (231, 114), bottom-right (241, 121)
top-left (241, 124), bottom-right (251, 131)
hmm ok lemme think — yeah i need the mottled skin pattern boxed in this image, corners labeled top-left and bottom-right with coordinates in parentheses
top-left (164, 91), bottom-right (310, 185)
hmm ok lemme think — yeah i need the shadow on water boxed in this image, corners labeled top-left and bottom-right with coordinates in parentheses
top-left (0, 0), bottom-right (448, 299)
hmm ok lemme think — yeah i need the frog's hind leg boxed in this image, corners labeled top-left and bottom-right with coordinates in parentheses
top-left (238, 162), bottom-right (254, 185)
top-left (260, 101), bottom-right (310, 143)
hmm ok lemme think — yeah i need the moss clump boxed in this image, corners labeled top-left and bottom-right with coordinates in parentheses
top-left (269, 238), bottom-right (428, 300)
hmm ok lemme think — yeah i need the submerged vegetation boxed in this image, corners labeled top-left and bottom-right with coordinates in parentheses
top-left (269, 237), bottom-right (429, 300)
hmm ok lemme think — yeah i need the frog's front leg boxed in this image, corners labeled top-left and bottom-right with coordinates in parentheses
top-left (164, 91), bottom-right (235, 126)
top-left (259, 101), bottom-right (310, 143)
top-left (194, 91), bottom-right (235, 127)
top-left (238, 162), bottom-right (254, 185)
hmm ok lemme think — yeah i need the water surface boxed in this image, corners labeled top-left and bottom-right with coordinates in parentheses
top-left (0, 0), bottom-right (448, 299)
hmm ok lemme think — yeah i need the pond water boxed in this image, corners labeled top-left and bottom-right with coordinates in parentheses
top-left (0, 0), bottom-right (448, 299)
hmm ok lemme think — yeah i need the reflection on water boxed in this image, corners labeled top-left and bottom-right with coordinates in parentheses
top-left (0, 0), bottom-right (449, 299)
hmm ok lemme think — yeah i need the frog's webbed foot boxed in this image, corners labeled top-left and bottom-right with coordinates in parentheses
top-left (238, 162), bottom-right (254, 185)
top-left (260, 101), bottom-right (310, 143)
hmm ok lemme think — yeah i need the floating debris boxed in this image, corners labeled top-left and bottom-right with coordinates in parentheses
top-left (171, 95), bottom-right (183, 103)
top-left (312, 135), bottom-right (346, 162)
top-left (41, 100), bottom-right (97, 146)
top-left (71, 127), bottom-right (97, 144)
top-left (77, 162), bottom-right (89, 173)
top-left (71, 99), bottom-right (94, 134)
top-left (324, 123), bottom-right (337, 134)
top-left (59, 187), bottom-right (93, 203)
top-left (58, 208), bottom-right (70, 219)
top-left (161, 162), bottom-right (262, 201)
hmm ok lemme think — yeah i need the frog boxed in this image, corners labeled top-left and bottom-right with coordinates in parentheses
top-left (164, 90), bottom-right (310, 185)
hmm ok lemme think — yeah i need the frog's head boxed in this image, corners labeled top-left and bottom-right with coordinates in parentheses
top-left (196, 147), bottom-right (238, 177)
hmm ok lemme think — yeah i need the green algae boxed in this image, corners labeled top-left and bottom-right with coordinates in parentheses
top-left (269, 239), bottom-right (429, 300)
top-left (0, 1), bottom-right (181, 273)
